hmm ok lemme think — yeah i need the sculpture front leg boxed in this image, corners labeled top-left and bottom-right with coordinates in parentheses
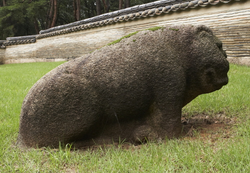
top-left (147, 101), bottom-right (183, 140)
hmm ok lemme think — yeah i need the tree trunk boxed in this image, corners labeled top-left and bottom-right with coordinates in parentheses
top-left (101, 0), bottom-right (107, 13)
top-left (76, 0), bottom-right (80, 20)
top-left (106, 0), bottom-right (110, 13)
top-left (2, 0), bottom-right (6, 6)
top-left (51, 0), bottom-right (58, 27)
top-left (119, 0), bottom-right (123, 9)
top-left (73, 0), bottom-right (81, 21)
top-left (96, 0), bottom-right (101, 15)
top-left (34, 18), bottom-right (39, 34)
top-left (73, 0), bottom-right (76, 20)
top-left (84, 0), bottom-right (90, 18)
top-left (124, 0), bottom-right (130, 8)
top-left (46, 0), bottom-right (54, 28)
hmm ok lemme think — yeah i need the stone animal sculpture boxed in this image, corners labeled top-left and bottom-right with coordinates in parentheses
top-left (17, 25), bottom-right (229, 148)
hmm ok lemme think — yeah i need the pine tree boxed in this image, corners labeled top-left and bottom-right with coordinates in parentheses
top-left (0, 0), bottom-right (157, 39)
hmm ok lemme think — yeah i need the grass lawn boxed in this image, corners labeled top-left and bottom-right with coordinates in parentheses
top-left (0, 62), bottom-right (250, 172)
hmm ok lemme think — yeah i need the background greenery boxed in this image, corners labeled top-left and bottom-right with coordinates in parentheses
top-left (0, 0), bottom-right (158, 39)
top-left (0, 62), bottom-right (250, 172)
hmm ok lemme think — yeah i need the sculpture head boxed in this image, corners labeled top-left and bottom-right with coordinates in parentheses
top-left (181, 25), bottom-right (229, 105)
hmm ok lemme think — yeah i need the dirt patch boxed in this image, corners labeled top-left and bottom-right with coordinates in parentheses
top-left (77, 114), bottom-right (237, 151)
top-left (181, 114), bottom-right (236, 143)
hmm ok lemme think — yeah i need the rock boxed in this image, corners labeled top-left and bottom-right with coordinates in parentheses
top-left (17, 25), bottom-right (229, 148)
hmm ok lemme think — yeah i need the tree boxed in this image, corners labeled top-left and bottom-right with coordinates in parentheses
top-left (0, 0), bottom-right (32, 38)
top-left (124, 0), bottom-right (130, 8)
top-left (105, 0), bottom-right (110, 13)
top-left (0, 0), bottom-right (157, 39)
top-left (73, 0), bottom-right (80, 21)
top-left (2, 0), bottom-right (6, 6)
top-left (96, 0), bottom-right (101, 15)
top-left (118, 0), bottom-right (130, 9)
top-left (47, 0), bottom-right (58, 28)
top-left (26, 0), bottom-right (49, 33)
top-left (119, 0), bottom-right (123, 9)
top-left (51, 0), bottom-right (58, 27)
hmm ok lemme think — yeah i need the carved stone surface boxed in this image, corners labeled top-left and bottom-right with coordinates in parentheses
top-left (17, 25), bottom-right (229, 148)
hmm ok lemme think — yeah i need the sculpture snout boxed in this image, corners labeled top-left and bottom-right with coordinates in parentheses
top-left (217, 76), bottom-right (228, 87)
top-left (204, 64), bottom-right (229, 91)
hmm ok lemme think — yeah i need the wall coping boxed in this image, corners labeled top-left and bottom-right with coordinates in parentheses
top-left (39, 0), bottom-right (178, 34)
top-left (0, 0), bottom-right (243, 47)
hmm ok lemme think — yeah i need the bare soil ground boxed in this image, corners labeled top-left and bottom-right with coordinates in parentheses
top-left (181, 114), bottom-right (236, 142)
top-left (77, 114), bottom-right (237, 151)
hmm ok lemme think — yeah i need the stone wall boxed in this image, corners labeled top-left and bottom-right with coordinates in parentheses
top-left (4, 26), bottom-right (127, 63)
top-left (2, 0), bottom-right (250, 65)
top-left (0, 40), bottom-right (4, 64)
top-left (0, 48), bottom-right (4, 64)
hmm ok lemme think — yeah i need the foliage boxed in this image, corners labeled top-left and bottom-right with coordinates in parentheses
top-left (0, 0), bottom-right (48, 38)
top-left (0, 62), bottom-right (250, 172)
top-left (0, 0), bottom-right (158, 40)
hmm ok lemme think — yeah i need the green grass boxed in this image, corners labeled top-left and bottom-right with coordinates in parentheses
top-left (0, 62), bottom-right (250, 172)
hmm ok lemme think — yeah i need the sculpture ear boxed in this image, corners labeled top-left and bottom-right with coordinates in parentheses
top-left (195, 25), bottom-right (213, 36)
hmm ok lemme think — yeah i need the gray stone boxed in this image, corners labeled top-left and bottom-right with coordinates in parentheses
top-left (17, 25), bottom-right (229, 148)
top-left (6, 35), bottom-right (37, 41)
